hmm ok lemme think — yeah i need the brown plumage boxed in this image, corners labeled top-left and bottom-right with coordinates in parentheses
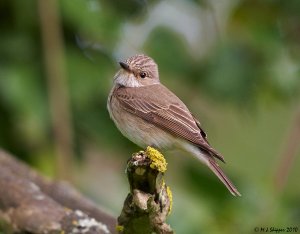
top-left (107, 54), bottom-right (241, 196)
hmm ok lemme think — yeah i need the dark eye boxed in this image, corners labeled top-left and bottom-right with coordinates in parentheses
top-left (140, 72), bottom-right (147, 79)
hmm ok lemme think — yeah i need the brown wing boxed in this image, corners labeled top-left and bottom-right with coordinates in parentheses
top-left (114, 85), bottom-right (225, 162)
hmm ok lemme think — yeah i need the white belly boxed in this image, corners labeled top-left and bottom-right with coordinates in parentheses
top-left (107, 93), bottom-right (174, 149)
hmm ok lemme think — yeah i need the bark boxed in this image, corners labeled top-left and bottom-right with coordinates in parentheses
top-left (117, 148), bottom-right (173, 234)
top-left (0, 149), bottom-right (116, 234)
top-left (274, 109), bottom-right (300, 192)
top-left (0, 147), bottom-right (174, 234)
top-left (38, 0), bottom-right (74, 181)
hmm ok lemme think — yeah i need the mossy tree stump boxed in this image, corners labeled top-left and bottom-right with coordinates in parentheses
top-left (117, 147), bottom-right (173, 234)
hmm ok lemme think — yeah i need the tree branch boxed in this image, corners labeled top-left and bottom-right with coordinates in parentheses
top-left (0, 147), bottom-right (174, 233)
top-left (117, 147), bottom-right (173, 234)
top-left (0, 149), bottom-right (116, 233)
top-left (38, 0), bottom-right (74, 181)
top-left (274, 109), bottom-right (300, 192)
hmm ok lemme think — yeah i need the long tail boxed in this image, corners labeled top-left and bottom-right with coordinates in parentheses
top-left (207, 158), bottom-right (241, 196)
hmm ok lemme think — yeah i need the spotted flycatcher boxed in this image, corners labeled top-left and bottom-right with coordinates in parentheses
top-left (107, 54), bottom-right (241, 196)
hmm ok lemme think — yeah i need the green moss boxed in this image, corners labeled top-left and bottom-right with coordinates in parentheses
top-left (116, 225), bottom-right (124, 233)
top-left (145, 146), bottom-right (167, 173)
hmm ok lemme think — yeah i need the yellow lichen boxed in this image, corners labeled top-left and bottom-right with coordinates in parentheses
top-left (166, 186), bottom-right (173, 215)
top-left (135, 167), bottom-right (146, 175)
top-left (116, 225), bottom-right (124, 232)
top-left (145, 146), bottom-right (167, 172)
top-left (72, 220), bottom-right (78, 226)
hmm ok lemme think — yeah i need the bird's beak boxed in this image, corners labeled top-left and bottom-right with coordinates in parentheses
top-left (119, 62), bottom-right (131, 72)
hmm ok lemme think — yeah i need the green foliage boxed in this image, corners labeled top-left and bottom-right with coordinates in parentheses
top-left (145, 26), bottom-right (193, 77)
top-left (201, 41), bottom-right (262, 104)
top-left (0, 0), bottom-right (299, 233)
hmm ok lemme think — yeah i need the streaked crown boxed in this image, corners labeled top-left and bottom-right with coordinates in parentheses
top-left (124, 54), bottom-right (159, 81)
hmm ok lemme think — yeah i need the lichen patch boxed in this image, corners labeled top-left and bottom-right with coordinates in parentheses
top-left (145, 146), bottom-right (167, 173)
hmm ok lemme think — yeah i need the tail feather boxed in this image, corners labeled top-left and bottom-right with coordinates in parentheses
top-left (179, 142), bottom-right (241, 196)
top-left (207, 159), bottom-right (241, 196)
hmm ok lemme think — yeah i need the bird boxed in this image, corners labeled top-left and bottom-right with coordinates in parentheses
top-left (107, 54), bottom-right (241, 196)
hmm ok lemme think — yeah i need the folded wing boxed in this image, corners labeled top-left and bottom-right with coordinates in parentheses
top-left (114, 85), bottom-right (225, 162)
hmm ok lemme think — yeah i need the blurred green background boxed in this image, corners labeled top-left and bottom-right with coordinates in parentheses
top-left (0, 0), bottom-right (300, 233)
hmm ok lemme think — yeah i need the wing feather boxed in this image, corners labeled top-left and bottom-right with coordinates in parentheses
top-left (114, 85), bottom-right (225, 162)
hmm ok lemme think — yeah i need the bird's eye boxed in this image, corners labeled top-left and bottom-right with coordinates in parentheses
top-left (140, 72), bottom-right (147, 79)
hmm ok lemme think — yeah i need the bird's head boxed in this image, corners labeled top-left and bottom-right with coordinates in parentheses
top-left (114, 54), bottom-right (160, 87)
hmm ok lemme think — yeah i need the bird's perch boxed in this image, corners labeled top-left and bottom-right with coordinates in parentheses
top-left (0, 149), bottom-right (116, 233)
top-left (0, 147), bottom-right (173, 233)
top-left (117, 147), bottom-right (173, 234)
